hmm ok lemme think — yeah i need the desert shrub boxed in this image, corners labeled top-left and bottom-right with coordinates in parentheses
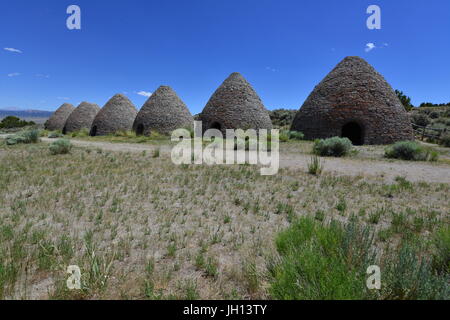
top-left (288, 131), bottom-right (304, 140)
top-left (431, 226), bottom-right (450, 275)
top-left (269, 217), bottom-right (450, 300)
top-left (307, 155), bottom-right (323, 175)
top-left (48, 132), bottom-right (64, 139)
top-left (439, 134), bottom-right (450, 148)
top-left (278, 130), bottom-right (304, 142)
top-left (49, 139), bottom-right (72, 155)
top-left (429, 111), bottom-right (440, 119)
top-left (269, 217), bottom-right (375, 299)
top-left (22, 129), bottom-right (40, 143)
top-left (412, 114), bottom-right (430, 127)
top-left (313, 137), bottom-right (352, 157)
top-left (419, 108), bottom-right (431, 115)
top-left (380, 244), bottom-right (449, 299)
top-left (5, 129), bottom-right (40, 145)
top-left (419, 102), bottom-right (450, 108)
top-left (432, 118), bottom-right (450, 128)
top-left (385, 141), bottom-right (439, 161)
top-left (6, 135), bottom-right (26, 145)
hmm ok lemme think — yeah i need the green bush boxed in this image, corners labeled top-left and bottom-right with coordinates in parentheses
top-left (412, 114), bottom-right (430, 127)
top-left (5, 129), bottom-right (40, 145)
top-left (6, 136), bottom-right (26, 145)
top-left (49, 139), bottom-right (72, 155)
top-left (313, 137), bottom-right (353, 157)
top-left (380, 244), bottom-right (449, 299)
top-left (269, 217), bottom-right (375, 299)
top-left (429, 111), bottom-right (440, 119)
top-left (288, 131), bottom-right (304, 140)
top-left (22, 129), bottom-right (40, 143)
top-left (385, 141), bottom-right (439, 161)
top-left (432, 226), bottom-right (450, 275)
top-left (0, 116), bottom-right (35, 129)
top-left (278, 131), bottom-right (304, 142)
top-left (269, 217), bottom-right (450, 300)
top-left (440, 134), bottom-right (450, 148)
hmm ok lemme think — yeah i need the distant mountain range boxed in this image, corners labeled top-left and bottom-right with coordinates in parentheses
top-left (0, 109), bottom-right (53, 124)
top-left (0, 109), bottom-right (53, 119)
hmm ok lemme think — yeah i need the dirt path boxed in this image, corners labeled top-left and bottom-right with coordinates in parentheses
top-left (280, 156), bottom-right (450, 183)
top-left (36, 138), bottom-right (449, 184)
top-left (1, 135), bottom-right (448, 183)
top-left (41, 138), bottom-right (173, 153)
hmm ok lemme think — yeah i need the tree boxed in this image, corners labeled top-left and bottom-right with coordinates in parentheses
top-left (0, 116), bottom-right (35, 129)
top-left (269, 109), bottom-right (297, 128)
top-left (395, 90), bottom-right (413, 112)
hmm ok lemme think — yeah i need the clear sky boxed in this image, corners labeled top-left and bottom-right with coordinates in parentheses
top-left (1, 0), bottom-right (449, 113)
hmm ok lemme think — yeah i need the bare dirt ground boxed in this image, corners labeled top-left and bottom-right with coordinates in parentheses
top-left (280, 156), bottom-right (450, 184)
top-left (37, 137), bottom-right (450, 184)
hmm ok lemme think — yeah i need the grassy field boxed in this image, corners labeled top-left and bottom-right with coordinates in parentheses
top-left (0, 137), bottom-right (449, 300)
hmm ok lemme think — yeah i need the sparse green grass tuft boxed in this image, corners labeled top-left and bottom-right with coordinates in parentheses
top-left (152, 148), bottom-right (160, 158)
top-left (70, 128), bottom-right (89, 138)
top-left (307, 155), bottom-right (323, 175)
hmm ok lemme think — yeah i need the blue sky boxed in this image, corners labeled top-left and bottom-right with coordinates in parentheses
top-left (1, 0), bottom-right (449, 113)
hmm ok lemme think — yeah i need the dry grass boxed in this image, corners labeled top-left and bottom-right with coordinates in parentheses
top-left (0, 141), bottom-right (449, 300)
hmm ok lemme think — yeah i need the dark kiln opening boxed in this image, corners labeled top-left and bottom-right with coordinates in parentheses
top-left (342, 122), bottom-right (364, 145)
top-left (210, 122), bottom-right (222, 131)
top-left (90, 126), bottom-right (97, 136)
top-left (136, 124), bottom-right (144, 136)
